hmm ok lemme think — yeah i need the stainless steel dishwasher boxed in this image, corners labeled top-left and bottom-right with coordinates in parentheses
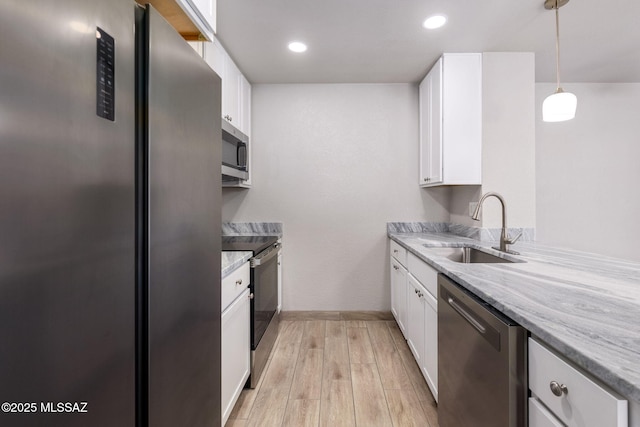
top-left (438, 274), bottom-right (527, 427)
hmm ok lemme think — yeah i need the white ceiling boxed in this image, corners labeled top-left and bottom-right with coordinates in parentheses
top-left (216, 0), bottom-right (640, 84)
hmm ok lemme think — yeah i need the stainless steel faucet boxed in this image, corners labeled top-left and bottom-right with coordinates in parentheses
top-left (472, 192), bottom-right (522, 254)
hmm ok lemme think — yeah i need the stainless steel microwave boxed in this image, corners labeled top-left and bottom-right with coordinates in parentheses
top-left (221, 119), bottom-right (249, 181)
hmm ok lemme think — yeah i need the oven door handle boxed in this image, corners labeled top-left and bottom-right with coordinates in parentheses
top-left (250, 243), bottom-right (281, 267)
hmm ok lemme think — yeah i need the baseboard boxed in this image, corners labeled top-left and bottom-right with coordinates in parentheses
top-left (280, 311), bottom-right (393, 321)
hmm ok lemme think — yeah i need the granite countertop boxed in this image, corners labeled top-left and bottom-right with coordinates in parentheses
top-left (221, 222), bottom-right (283, 278)
top-left (389, 231), bottom-right (640, 403)
top-left (221, 251), bottom-right (252, 279)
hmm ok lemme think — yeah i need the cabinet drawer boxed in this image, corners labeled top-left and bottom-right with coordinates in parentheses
top-left (407, 252), bottom-right (438, 298)
top-left (222, 261), bottom-right (250, 311)
top-left (390, 240), bottom-right (407, 267)
top-left (528, 338), bottom-right (628, 427)
top-left (529, 397), bottom-right (564, 427)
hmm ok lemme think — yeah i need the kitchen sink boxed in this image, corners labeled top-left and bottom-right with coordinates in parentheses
top-left (425, 246), bottom-right (516, 264)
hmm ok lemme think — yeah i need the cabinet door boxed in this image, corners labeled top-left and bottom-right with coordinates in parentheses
top-left (390, 257), bottom-right (407, 334)
top-left (407, 275), bottom-right (426, 366)
top-left (419, 58), bottom-right (442, 186)
top-left (203, 38), bottom-right (225, 77)
top-left (175, 0), bottom-right (215, 40)
top-left (239, 73), bottom-right (251, 137)
top-left (223, 56), bottom-right (241, 126)
top-left (221, 289), bottom-right (250, 425)
top-left (418, 71), bottom-right (431, 185)
top-left (529, 398), bottom-right (564, 427)
top-left (423, 291), bottom-right (438, 402)
top-left (192, 0), bottom-right (216, 34)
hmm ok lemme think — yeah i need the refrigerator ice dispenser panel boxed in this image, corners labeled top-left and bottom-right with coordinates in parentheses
top-left (96, 27), bottom-right (115, 121)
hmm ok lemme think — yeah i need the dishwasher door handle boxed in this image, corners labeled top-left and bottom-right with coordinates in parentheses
top-left (446, 293), bottom-right (501, 351)
top-left (447, 297), bottom-right (486, 334)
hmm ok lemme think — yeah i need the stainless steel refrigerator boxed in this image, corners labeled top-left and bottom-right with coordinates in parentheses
top-left (0, 1), bottom-right (222, 426)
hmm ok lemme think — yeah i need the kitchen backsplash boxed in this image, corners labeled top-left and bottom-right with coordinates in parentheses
top-left (387, 222), bottom-right (535, 242)
top-left (222, 222), bottom-right (283, 237)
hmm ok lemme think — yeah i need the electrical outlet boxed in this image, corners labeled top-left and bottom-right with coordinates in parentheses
top-left (469, 202), bottom-right (479, 217)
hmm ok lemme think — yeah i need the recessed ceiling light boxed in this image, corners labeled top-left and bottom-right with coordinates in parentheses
top-left (288, 41), bottom-right (307, 53)
top-left (423, 14), bottom-right (447, 30)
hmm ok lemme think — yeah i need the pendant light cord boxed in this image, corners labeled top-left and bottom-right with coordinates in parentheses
top-left (555, 1), bottom-right (561, 91)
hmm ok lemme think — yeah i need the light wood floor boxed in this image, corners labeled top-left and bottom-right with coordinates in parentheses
top-left (226, 313), bottom-right (439, 427)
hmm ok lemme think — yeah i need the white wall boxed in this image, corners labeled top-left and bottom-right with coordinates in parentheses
top-left (449, 53), bottom-right (537, 229)
top-left (222, 84), bottom-right (450, 310)
top-left (536, 83), bottom-right (640, 262)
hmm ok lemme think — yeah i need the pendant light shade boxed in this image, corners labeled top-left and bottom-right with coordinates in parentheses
top-left (543, 89), bottom-right (577, 122)
top-left (543, 0), bottom-right (576, 122)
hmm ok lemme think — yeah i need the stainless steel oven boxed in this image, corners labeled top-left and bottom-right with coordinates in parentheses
top-left (249, 242), bottom-right (280, 388)
top-left (221, 235), bottom-right (280, 388)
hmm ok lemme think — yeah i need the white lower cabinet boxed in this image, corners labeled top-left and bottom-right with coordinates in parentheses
top-left (423, 289), bottom-right (438, 401)
top-left (389, 239), bottom-right (438, 401)
top-left (221, 287), bottom-right (250, 425)
top-left (529, 397), bottom-right (564, 427)
top-left (407, 275), bottom-right (426, 368)
top-left (407, 252), bottom-right (439, 401)
top-left (390, 257), bottom-right (408, 334)
top-left (528, 337), bottom-right (628, 427)
top-left (221, 262), bottom-right (250, 312)
top-left (406, 271), bottom-right (438, 402)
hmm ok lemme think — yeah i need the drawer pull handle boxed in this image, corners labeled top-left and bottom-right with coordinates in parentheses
top-left (236, 279), bottom-right (243, 285)
top-left (393, 249), bottom-right (398, 253)
top-left (550, 381), bottom-right (568, 396)
top-left (393, 265), bottom-right (399, 271)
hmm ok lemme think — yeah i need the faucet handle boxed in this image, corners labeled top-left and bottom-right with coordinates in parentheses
top-left (505, 231), bottom-right (523, 245)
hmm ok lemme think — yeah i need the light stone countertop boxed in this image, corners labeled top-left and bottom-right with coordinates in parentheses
top-left (389, 231), bottom-right (640, 404)
top-left (221, 251), bottom-right (252, 279)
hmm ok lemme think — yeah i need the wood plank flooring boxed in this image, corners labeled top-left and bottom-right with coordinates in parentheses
top-left (226, 314), bottom-right (439, 427)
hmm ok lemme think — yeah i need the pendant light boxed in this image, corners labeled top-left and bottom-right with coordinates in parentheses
top-left (542, 0), bottom-right (577, 122)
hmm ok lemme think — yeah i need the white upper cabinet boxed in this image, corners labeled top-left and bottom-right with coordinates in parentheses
top-left (223, 56), bottom-right (241, 127)
top-left (419, 53), bottom-right (482, 187)
top-left (419, 58), bottom-right (443, 185)
top-left (203, 38), bottom-right (225, 77)
top-left (239, 73), bottom-right (252, 138)
top-left (201, 38), bottom-right (252, 137)
top-left (175, 0), bottom-right (216, 40)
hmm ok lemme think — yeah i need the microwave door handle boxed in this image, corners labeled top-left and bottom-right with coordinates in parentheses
top-left (237, 143), bottom-right (247, 168)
